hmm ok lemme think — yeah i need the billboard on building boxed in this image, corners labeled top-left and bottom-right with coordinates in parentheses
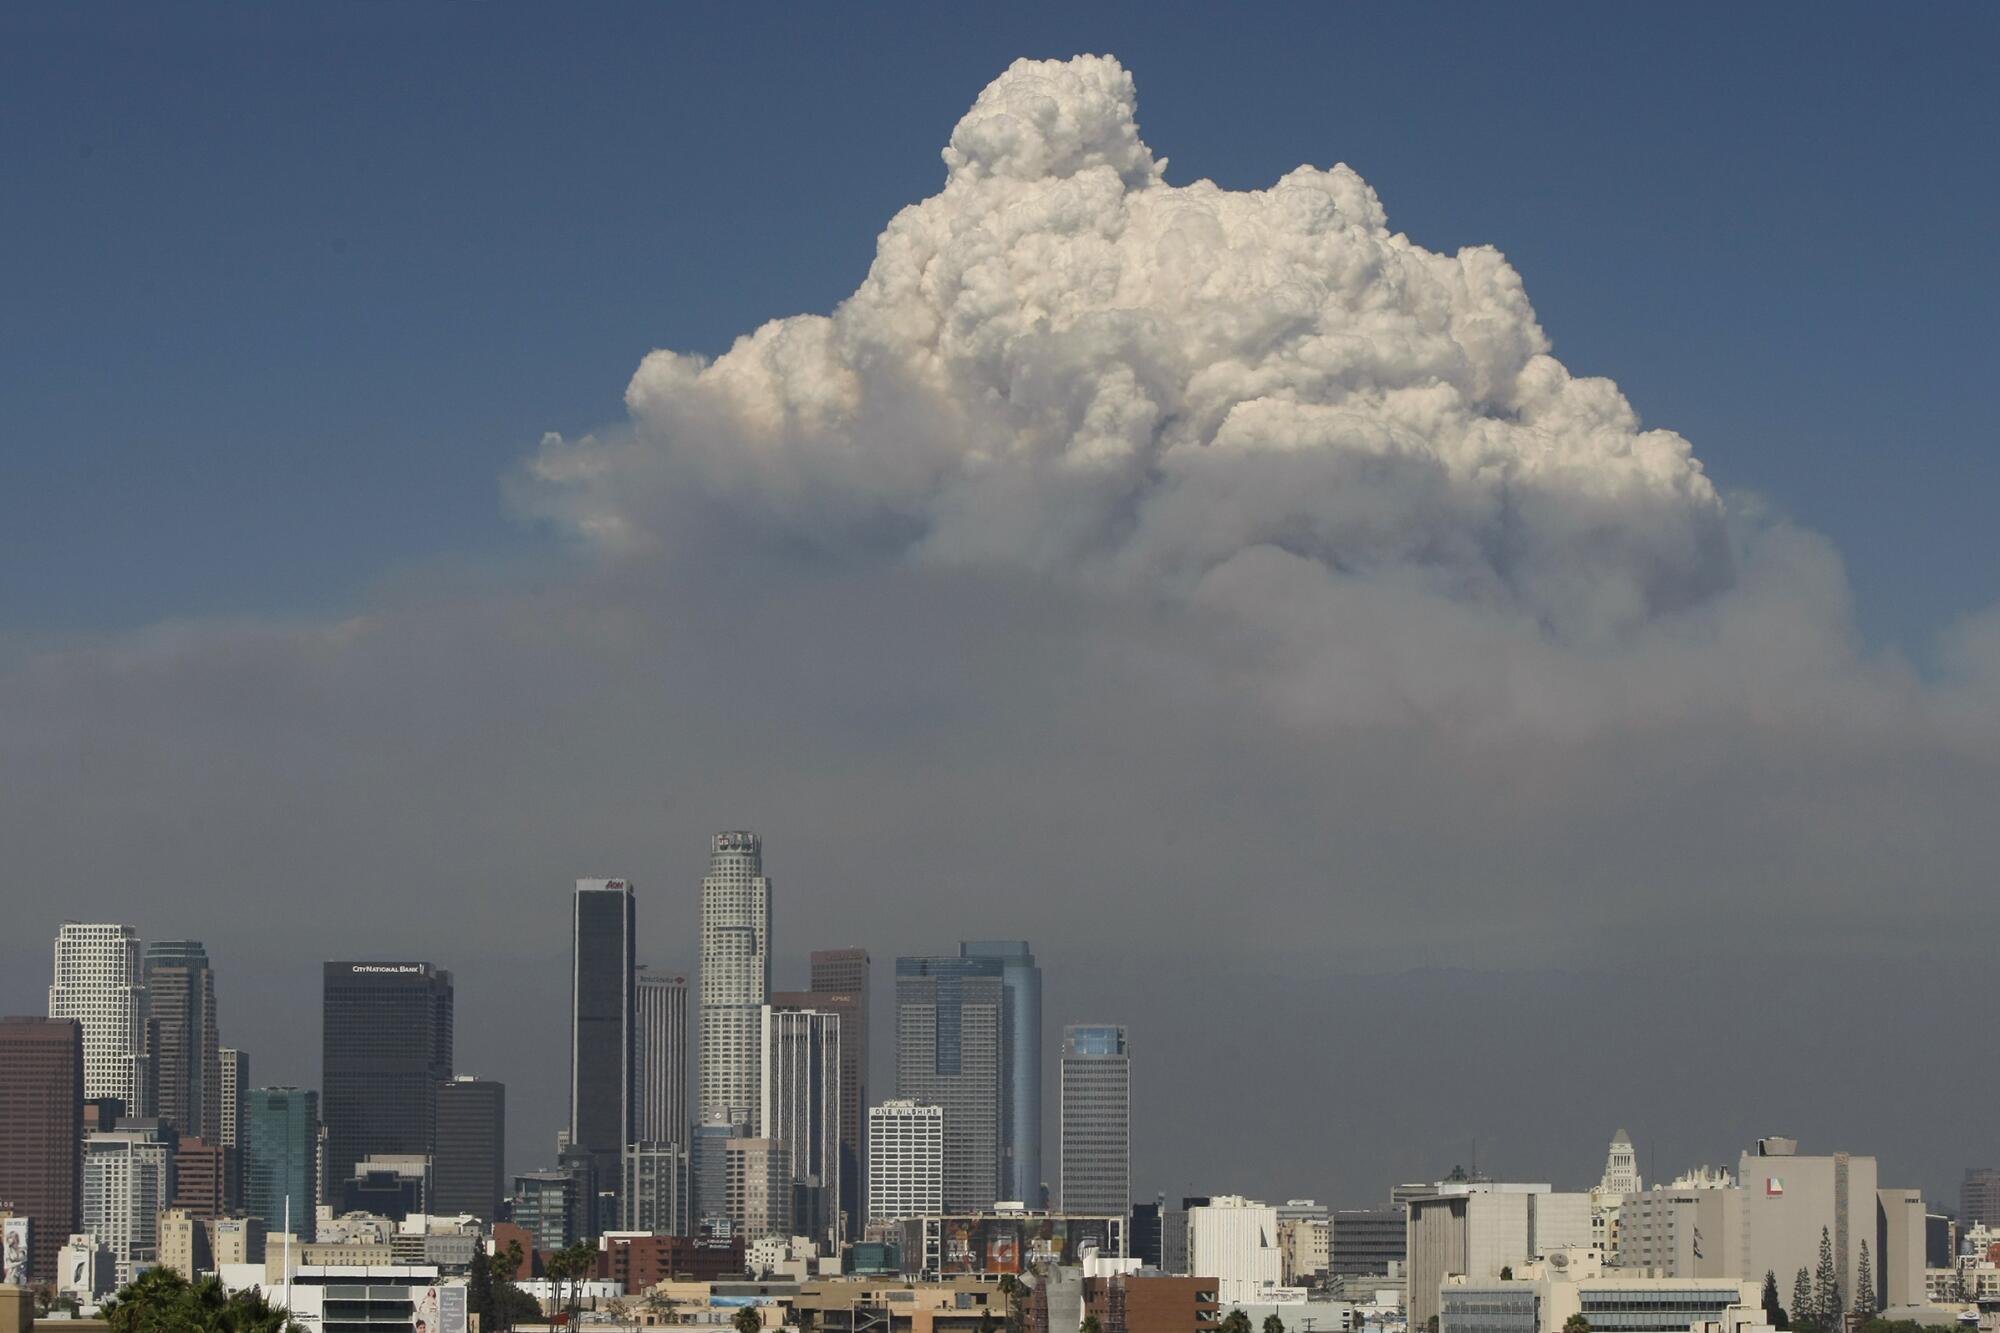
top-left (438, 1284), bottom-right (467, 1333)
top-left (932, 1216), bottom-right (1120, 1275)
top-left (2, 1217), bottom-right (30, 1285)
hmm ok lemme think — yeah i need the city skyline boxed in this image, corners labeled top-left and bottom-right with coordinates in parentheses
top-left (5, 13), bottom-right (2000, 1224)
top-left (11, 904), bottom-right (1994, 1217)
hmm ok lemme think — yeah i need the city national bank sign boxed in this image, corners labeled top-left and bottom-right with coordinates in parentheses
top-left (351, 964), bottom-right (428, 974)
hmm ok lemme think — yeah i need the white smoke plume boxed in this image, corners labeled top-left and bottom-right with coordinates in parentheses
top-left (528, 54), bottom-right (1735, 642)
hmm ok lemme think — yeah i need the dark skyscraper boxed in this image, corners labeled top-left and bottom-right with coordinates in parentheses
top-left (808, 947), bottom-right (869, 1239)
top-left (434, 1076), bottom-right (507, 1223)
top-left (0, 1017), bottom-right (83, 1285)
top-left (960, 940), bottom-right (1042, 1203)
top-left (569, 878), bottom-right (636, 1233)
top-left (1964, 1168), bottom-right (2000, 1229)
top-left (320, 962), bottom-right (453, 1191)
top-left (895, 954), bottom-right (1004, 1211)
top-left (1130, 1198), bottom-right (1164, 1268)
top-left (143, 940), bottom-right (220, 1143)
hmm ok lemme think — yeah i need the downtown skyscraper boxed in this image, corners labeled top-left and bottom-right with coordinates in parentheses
top-left (569, 877), bottom-right (637, 1224)
top-left (634, 968), bottom-right (688, 1145)
top-left (0, 1017), bottom-right (84, 1285)
top-left (629, 968), bottom-right (689, 1238)
top-left (48, 923), bottom-right (149, 1115)
top-left (761, 1002), bottom-right (842, 1246)
top-left (434, 1076), bottom-right (506, 1224)
top-left (82, 1121), bottom-right (173, 1284)
top-left (895, 954), bottom-right (1004, 1211)
top-left (320, 961), bottom-right (453, 1191)
top-left (960, 940), bottom-right (1042, 1204)
top-left (143, 939), bottom-right (220, 1142)
top-left (217, 1046), bottom-right (248, 1211)
top-left (1059, 1024), bottom-right (1130, 1216)
top-left (244, 1086), bottom-right (318, 1237)
top-left (808, 948), bottom-right (869, 1239)
top-left (699, 831), bottom-right (770, 1128)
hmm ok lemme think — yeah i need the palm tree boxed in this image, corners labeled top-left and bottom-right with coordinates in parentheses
top-left (103, 1267), bottom-right (302, 1333)
top-left (1561, 1316), bottom-right (1591, 1333)
top-left (545, 1244), bottom-right (583, 1322)
top-left (537, 1239), bottom-right (596, 1320)
top-left (1220, 1310), bottom-right (1254, 1333)
top-left (997, 1273), bottom-right (1027, 1333)
top-left (734, 1303), bottom-right (765, 1333)
top-left (1263, 1314), bottom-right (1287, 1333)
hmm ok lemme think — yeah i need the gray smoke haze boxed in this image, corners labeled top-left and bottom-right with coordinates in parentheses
top-left (4, 56), bottom-right (1997, 1206)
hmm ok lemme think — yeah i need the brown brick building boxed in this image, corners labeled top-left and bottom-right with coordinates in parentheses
top-left (594, 1234), bottom-right (746, 1289)
top-left (0, 1018), bottom-right (84, 1286)
top-left (1083, 1274), bottom-right (1220, 1333)
top-left (172, 1136), bottom-right (227, 1216)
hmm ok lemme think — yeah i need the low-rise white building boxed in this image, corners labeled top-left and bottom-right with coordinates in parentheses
top-left (1188, 1195), bottom-right (1286, 1306)
top-left (57, 1233), bottom-right (117, 1305)
top-left (217, 1262), bottom-right (470, 1333)
top-left (1442, 1250), bottom-right (1764, 1333)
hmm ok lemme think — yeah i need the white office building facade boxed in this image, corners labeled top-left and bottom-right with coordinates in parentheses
top-left (49, 923), bottom-right (150, 1114)
top-left (699, 832), bottom-right (770, 1129)
top-left (868, 1100), bottom-right (944, 1224)
top-left (83, 1128), bottom-right (174, 1284)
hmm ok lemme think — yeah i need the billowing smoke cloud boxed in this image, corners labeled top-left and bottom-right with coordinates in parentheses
top-left (527, 55), bottom-right (1734, 643)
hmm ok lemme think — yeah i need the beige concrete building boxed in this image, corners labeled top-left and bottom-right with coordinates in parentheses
top-left (1738, 1138), bottom-right (1924, 1312)
top-left (793, 1276), bottom-right (1014, 1333)
top-left (207, 1216), bottom-right (265, 1266)
top-left (727, 1137), bottom-right (788, 1240)
top-left (1879, 1188), bottom-right (1926, 1309)
top-left (1615, 1186), bottom-right (1746, 1278)
top-left (1739, 1138), bottom-right (1878, 1311)
top-left (156, 1207), bottom-right (211, 1278)
top-left (1279, 1215), bottom-right (1330, 1285)
top-left (1616, 1140), bottom-right (1924, 1314)
top-left (1407, 1185), bottom-right (1594, 1333)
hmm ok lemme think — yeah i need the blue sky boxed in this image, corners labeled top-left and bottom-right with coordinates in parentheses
top-left (5, 5), bottom-right (1995, 648)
